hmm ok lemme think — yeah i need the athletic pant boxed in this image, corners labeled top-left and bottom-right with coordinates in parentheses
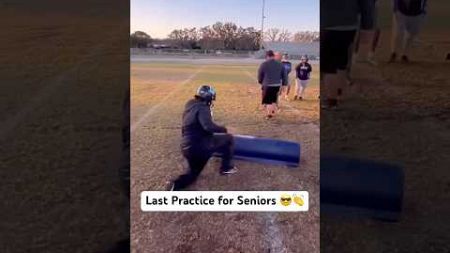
top-left (173, 134), bottom-right (234, 190)
top-left (295, 78), bottom-right (309, 97)
top-left (391, 12), bottom-right (425, 56)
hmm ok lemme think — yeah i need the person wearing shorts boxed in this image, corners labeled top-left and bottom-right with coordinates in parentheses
top-left (294, 55), bottom-right (312, 100)
top-left (389, 0), bottom-right (427, 63)
top-left (258, 50), bottom-right (288, 119)
top-left (321, 0), bottom-right (375, 109)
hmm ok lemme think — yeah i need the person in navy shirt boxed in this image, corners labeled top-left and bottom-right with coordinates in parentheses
top-left (281, 54), bottom-right (293, 100)
top-left (294, 55), bottom-right (312, 100)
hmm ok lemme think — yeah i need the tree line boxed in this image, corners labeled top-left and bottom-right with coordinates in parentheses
top-left (130, 22), bottom-right (319, 50)
top-left (167, 22), bottom-right (262, 50)
top-left (266, 28), bottom-right (319, 43)
top-left (130, 31), bottom-right (152, 48)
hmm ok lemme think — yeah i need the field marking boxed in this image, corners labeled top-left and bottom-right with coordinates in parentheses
top-left (130, 67), bottom-right (204, 133)
top-left (264, 213), bottom-right (288, 253)
top-left (242, 69), bottom-right (258, 84)
top-left (242, 68), bottom-right (313, 253)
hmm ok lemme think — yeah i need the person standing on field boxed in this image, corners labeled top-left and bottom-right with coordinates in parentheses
top-left (274, 51), bottom-right (283, 62)
top-left (294, 55), bottom-right (312, 100)
top-left (281, 54), bottom-right (293, 100)
top-left (389, 0), bottom-right (428, 63)
top-left (258, 50), bottom-right (288, 119)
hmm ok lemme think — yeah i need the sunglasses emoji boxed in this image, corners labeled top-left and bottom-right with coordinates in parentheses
top-left (280, 194), bottom-right (292, 206)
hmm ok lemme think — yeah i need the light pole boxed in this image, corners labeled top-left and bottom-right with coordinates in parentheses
top-left (260, 0), bottom-right (266, 50)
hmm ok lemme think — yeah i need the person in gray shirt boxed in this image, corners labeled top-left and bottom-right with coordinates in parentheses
top-left (258, 50), bottom-right (288, 119)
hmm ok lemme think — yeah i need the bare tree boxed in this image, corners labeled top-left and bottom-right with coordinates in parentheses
top-left (167, 22), bottom-right (262, 51)
top-left (278, 29), bottom-right (292, 42)
top-left (168, 29), bottom-right (183, 41)
top-left (223, 22), bottom-right (238, 49)
top-left (199, 26), bottom-right (214, 50)
top-left (292, 31), bottom-right (320, 43)
top-left (265, 28), bottom-right (280, 42)
top-left (235, 27), bottom-right (261, 50)
top-left (186, 27), bottom-right (199, 41)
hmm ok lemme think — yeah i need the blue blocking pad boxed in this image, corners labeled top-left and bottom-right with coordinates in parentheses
top-left (214, 134), bottom-right (301, 167)
top-left (321, 155), bottom-right (404, 221)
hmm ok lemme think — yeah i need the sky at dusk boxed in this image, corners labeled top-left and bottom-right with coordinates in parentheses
top-left (131, 0), bottom-right (319, 38)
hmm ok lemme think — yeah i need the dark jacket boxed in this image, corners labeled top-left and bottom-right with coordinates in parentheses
top-left (394, 0), bottom-right (427, 16)
top-left (181, 98), bottom-right (227, 149)
top-left (321, 0), bottom-right (376, 30)
top-left (282, 61), bottom-right (292, 75)
top-left (258, 59), bottom-right (288, 87)
top-left (296, 63), bottom-right (312, 80)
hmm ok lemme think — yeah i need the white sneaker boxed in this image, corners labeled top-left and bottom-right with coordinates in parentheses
top-left (221, 166), bottom-right (238, 175)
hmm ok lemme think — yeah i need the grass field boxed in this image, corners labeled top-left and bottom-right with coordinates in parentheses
top-left (131, 60), bottom-right (320, 252)
top-left (3, 1), bottom-right (448, 252)
top-left (321, 1), bottom-right (450, 252)
top-left (0, 3), bottom-right (129, 253)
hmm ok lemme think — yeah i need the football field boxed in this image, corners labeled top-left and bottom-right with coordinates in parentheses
top-left (130, 59), bottom-right (320, 252)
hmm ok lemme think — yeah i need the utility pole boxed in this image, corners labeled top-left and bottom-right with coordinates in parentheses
top-left (260, 0), bottom-right (266, 50)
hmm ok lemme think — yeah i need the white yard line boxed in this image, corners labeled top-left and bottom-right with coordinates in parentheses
top-left (263, 213), bottom-right (288, 253)
top-left (231, 117), bottom-right (287, 252)
top-left (130, 67), bottom-right (204, 133)
top-left (243, 68), bottom-right (311, 252)
top-left (242, 69), bottom-right (258, 83)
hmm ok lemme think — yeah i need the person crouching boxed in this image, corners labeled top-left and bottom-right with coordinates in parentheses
top-left (169, 85), bottom-right (237, 191)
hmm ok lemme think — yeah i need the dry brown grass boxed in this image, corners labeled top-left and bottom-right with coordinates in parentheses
top-left (321, 18), bottom-right (450, 253)
top-left (131, 61), bottom-right (320, 252)
top-left (0, 5), bottom-right (129, 253)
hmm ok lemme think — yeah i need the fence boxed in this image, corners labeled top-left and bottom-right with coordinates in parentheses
top-left (130, 48), bottom-right (256, 58)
